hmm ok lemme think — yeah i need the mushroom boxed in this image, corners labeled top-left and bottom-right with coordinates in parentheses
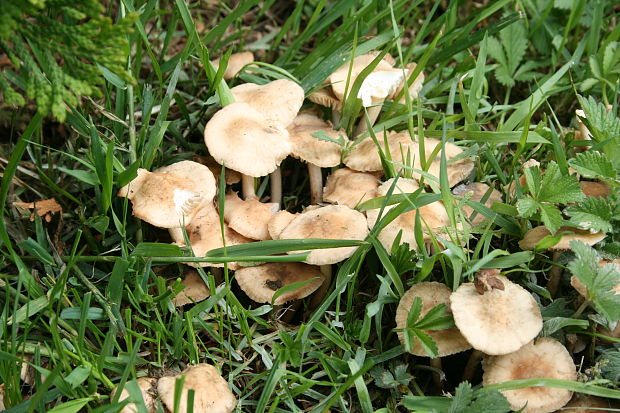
top-left (171, 270), bottom-right (210, 307)
top-left (307, 84), bottom-right (343, 124)
top-left (203, 102), bottom-right (291, 200)
top-left (223, 191), bottom-right (279, 240)
top-left (235, 262), bottom-right (325, 305)
top-left (449, 271), bottom-right (543, 355)
top-left (118, 161), bottom-right (217, 229)
top-left (210, 51), bottom-right (254, 80)
top-left (158, 364), bottom-right (236, 413)
top-left (482, 338), bottom-right (577, 413)
top-left (267, 210), bottom-right (299, 240)
top-left (579, 181), bottom-right (611, 198)
top-left (323, 168), bottom-right (380, 209)
top-left (169, 202), bottom-right (252, 270)
top-left (391, 63), bottom-right (425, 104)
top-left (452, 182), bottom-right (502, 226)
top-left (561, 392), bottom-right (617, 412)
top-left (110, 377), bottom-right (157, 413)
top-left (519, 226), bottom-right (607, 296)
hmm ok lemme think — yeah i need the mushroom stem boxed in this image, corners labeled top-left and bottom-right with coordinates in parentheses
top-left (463, 349), bottom-right (484, 382)
top-left (547, 251), bottom-right (563, 297)
top-left (310, 265), bottom-right (332, 309)
top-left (308, 163), bottom-right (323, 204)
top-left (241, 175), bottom-right (256, 200)
top-left (332, 110), bottom-right (341, 128)
top-left (354, 104), bottom-right (382, 137)
top-left (210, 267), bottom-right (222, 284)
top-left (270, 167), bottom-right (282, 207)
top-left (429, 358), bottom-right (443, 390)
top-left (278, 300), bottom-right (301, 324)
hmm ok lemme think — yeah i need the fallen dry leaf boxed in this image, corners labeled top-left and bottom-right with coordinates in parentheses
top-left (14, 198), bottom-right (62, 222)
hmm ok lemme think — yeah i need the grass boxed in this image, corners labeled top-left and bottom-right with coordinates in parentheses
top-left (1, 0), bottom-right (620, 412)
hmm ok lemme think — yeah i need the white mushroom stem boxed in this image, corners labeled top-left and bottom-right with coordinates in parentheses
top-left (310, 265), bottom-right (332, 309)
top-left (463, 350), bottom-right (484, 382)
top-left (547, 251), bottom-right (563, 297)
top-left (308, 163), bottom-right (323, 204)
top-left (354, 102), bottom-right (382, 137)
top-left (430, 358), bottom-right (443, 390)
top-left (241, 175), bottom-right (256, 200)
top-left (270, 167), bottom-right (282, 207)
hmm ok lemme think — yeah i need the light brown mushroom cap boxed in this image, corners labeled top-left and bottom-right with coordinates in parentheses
top-left (193, 155), bottom-right (242, 185)
top-left (519, 226), bottom-right (606, 251)
top-left (308, 86), bottom-right (343, 111)
top-left (393, 63), bottom-right (425, 103)
top-left (158, 364), bottom-right (236, 413)
top-left (235, 262), bottom-right (325, 305)
top-left (450, 275), bottom-right (543, 355)
top-left (223, 191), bottom-right (278, 240)
top-left (417, 137), bottom-right (474, 187)
top-left (343, 130), bottom-right (414, 172)
top-left (482, 338), bottom-right (577, 413)
top-left (204, 102), bottom-right (291, 177)
top-left (171, 270), bottom-right (211, 307)
top-left (561, 392), bottom-right (617, 412)
top-left (118, 168), bottom-right (205, 228)
top-left (211, 51), bottom-right (254, 80)
top-left (323, 168), bottom-right (379, 209)
top-left (287, 113), bottom-right (348, 167)
top-left (330, 53), bottom-right (394, 101)
top-left (267, 210), bottom-right (298, 240)
top-left (155, 160), bottom-right (217, 204)
top-left (395, 282), bottom-right (471, 357)
top-left (579, 181), bottom-right (611, 198)
top-left (452, 182), bottom-right (502, 225)
top-left (230, 79), bottom-right (304, 127)
top-left (111, 377), bottom-right (158, 413)
top-left (276, 205), bottom-right (369, 265)
top-left (169, 202), bottom-right (251, 269)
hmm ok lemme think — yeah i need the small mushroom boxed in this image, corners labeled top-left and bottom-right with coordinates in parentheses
top-left (171, 270), bottom-right (210, 307)
top-left (158, 364), bottom-right (236, 413)
top-left (482, 338), bottom-right (577, 413)
top-left (235, 262), bottom-right (325, 305)
top-left (110, 377), bottom-right (158, 413)
top-left (323, 168), bottom-right (380, 209)
top-left (449, 272), bottom-right (543, 355)
top-left (223, 191), bottom-right (279, 240)
top-left (210, 51), bottom-right (254, 80)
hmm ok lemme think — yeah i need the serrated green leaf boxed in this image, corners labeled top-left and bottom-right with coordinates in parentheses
top-left (539, 163), bottom-right (584, 204)
top-left (569, 151), bottom-right (617, 179)
top-left (516, 197), bottom-right (540, 218)
top-left (464, 389), bottom-right (511, 413)
top-left (448, 382), bottom-right (474, 413)
top-left (539, 203), bottom-right (563, 234)
top-left (415, 304), bottom-right (455, 331)
top-left (413, 329), bottom-right (438, 358)
top-left (566, 197), bottom-right (613, 232)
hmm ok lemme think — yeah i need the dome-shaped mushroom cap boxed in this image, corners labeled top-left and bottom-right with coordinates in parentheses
top-left (235, 262), bottom-right (325, 305)
top-left (211, 51), bottom-right (254, 80)
top-left (343, 131), bottom-right (414, 172)
top-left (450, 275), bottom-right (543, 355)
top-left (519, 226), bottom-right (606, 251)
top-left (452, 182), bottom-right (502, 225)
top-left (395, 282), bottom-right (471, 357)
top-left (155, 160), bottom-right (217, 204)
top-left (169, 202), bottom-right (251, 269)
top-left (287, 113), bottom-right (348, 168)
top-left (277, 205), bottom-right (369, 265)
top-left (308, 86), bottom-right (343, 111)
top-left (111, 377), bottom-right (157, 413)
top-left (171, 270), bottom-right (210, 307)
top-left (330, 53), bottom-right (394, 101)
top-left (267, 210), bottom-right (298, 240)
top-left (223, 191), bottom-right (278, 240)
top-left (323, 168), bottom-right (379, 209)
top-left (482, 338), bottom-right (577, 413)
top-left (158, 364), bottom-right (236, 413)
top-left (230, 79), bottom-right (304, 127)
top-left (204, 102), bottom-right (291, 177)
top-left (118, 168), bottom-right (205, 228)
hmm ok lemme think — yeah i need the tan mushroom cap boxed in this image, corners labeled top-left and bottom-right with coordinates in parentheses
top-left (323, 168), bottom-right (379, 209)
top-left (366, 178), bottom-right (452, 251)
top-left (288, 113), bottom-right (348, 168)
top-left (111, 377), bottom-right (157, 413)
top-left (155, 160), bottom-right (217, 203)
top-left (230, 79), bottom-right (304, 127)
top-left (223, 191), bottom-right (278, 240)
top-left (211, 51), bottom-right (254, 80)
top-left (235, 262), bottom-right (325, 305)
top-left (268, 210), bottom-right (298, 240)
top-left (158, 364), bottom-right (236, 413)
top-left (561, 392), bottom-right (617, 412)
top-left (118, 168), bottom-right (206, 228)
top-left (417, 137), bottom-right (474, 187)
top-left (308, 86), bottom-right (343, 111)
top-left (395, 282), bottom-right (471, 357)
top-left (452, 182), bottom-right (502, 225)
top-left (343, 130), bottom-right (414, 172)
top-left (276, 205), bottom-right (369, 265)
top-left (204, 102), bottom-right (291, 177)
top-left (171, 270), bottom-right (210, 307)
top-left (169, 202), bottom-right (251, 269)
top-left (519, 226), bottom-right (606, 251)
top-left (579, 181), bottom-right (611, 198)
top-left (193, 155), bottom-right (242, 185)
top-left (450, 275), bottom-right (543, 355)
top-left (330, 53), bottom-right (394, 101)
top-left (482, 338), bottom-right (577, 413)
top-left (393, 63), bottom-right (425, 103)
